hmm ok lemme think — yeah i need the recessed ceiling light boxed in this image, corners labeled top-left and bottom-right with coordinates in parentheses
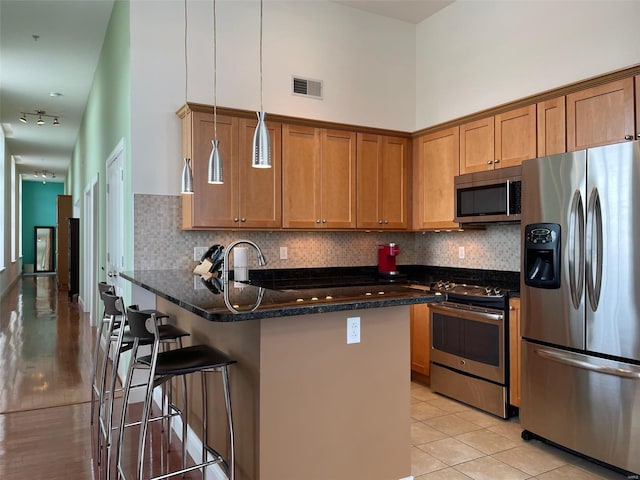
top-left (49, 92), bottom-right (62, 97)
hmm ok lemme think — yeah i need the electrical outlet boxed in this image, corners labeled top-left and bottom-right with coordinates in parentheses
top-left (458, 246), bottom-right (465, 259)
top-left (194, 246), bottom-right (208, 261)
top-left (280, 246), bottom-right (288, 260)
top-left (347, 317), bottom-right (360, 344)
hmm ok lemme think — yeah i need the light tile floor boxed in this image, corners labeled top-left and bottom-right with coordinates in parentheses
top-left (410, 382), bottom-right (633, 480)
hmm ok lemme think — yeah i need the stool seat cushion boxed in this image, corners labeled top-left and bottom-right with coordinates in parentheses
top-left (138, 344), bottom-right (236, 376)
top-left (115, 324), bottom-right (190, 346)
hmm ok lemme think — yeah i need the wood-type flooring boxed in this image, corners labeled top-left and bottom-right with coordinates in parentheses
top-left (0, 275), bottom-right (199, 479)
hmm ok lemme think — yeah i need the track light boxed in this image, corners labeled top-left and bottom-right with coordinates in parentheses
top-left (18, 110), bottom-right (62, 126)
top-left (33, 170), bottom-right (55, 184)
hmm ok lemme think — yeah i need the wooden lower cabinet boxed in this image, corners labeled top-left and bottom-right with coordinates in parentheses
top-left (508, 297), bottom-right (521, 408)
top-left (410, 304), bottom-right (431, 378)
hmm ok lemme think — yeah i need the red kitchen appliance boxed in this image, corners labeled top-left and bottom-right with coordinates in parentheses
top-left (378, 243), bottom-right (400, 276)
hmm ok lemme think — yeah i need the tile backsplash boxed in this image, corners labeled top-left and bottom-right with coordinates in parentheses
top-left (134, 195), bottom-right (520, 272)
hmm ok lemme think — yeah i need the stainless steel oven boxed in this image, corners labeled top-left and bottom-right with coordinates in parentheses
top-left (428, 282), bottom-right (511, 418)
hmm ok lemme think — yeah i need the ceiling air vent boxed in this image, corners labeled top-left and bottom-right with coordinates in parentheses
top-left (292, 76), bottom-right (323, 100)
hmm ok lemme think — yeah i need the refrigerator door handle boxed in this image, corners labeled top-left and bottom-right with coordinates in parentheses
top-left (535, 348), bottom-right (640, 379)
top-left (586, 187), bottom-right (603, 311)
top-left (568, 190), bottom-right (584, 309)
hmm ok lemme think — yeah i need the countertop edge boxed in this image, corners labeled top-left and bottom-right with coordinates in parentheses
top-left (121, 271), bottom-right (442, 322)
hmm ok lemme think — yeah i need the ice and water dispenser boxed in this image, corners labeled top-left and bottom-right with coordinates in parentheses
top-left (524, 223), bottom-right (561, 289)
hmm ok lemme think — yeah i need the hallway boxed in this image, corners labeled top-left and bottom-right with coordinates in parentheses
top-left (0, 275), bottom-right (96, 478)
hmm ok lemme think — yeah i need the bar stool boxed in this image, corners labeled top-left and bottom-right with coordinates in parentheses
top-left (97, 292), bottom-right (190, 480)
top-left (91, 281), bottom-right (115, 425)
top-left (117, 307), bottom-right (236, 480)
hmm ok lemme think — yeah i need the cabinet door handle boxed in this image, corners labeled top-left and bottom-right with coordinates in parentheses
top-left (494, 159), bottom-right (500, 164)
top-left (322, 219), bottom-right (327, 223)
top-left (625, 134), bottom-right (633, 141)
top-left (384, 220), bottom-right (389, 224)
top-left (487, 160), bottom-right (493, 165)
top-left (233, 217), bottom-right (239, 222)
top-left (316, 219), bottom-right (321, 224)
top-left (241, 218), bottom-right (246, 222)
top-left (378, 220), bottom-right (383, 224)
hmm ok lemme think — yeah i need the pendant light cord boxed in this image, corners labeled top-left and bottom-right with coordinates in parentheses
top-left (259, 0), bottom-right (263, 112)
top-left (213, 0), bottom-right (218, 140)
top-left (184, 0), bottom-right (188, 105)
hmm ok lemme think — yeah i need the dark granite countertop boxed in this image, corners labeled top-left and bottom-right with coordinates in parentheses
top-left (120, 269), bottom-right (443, 322)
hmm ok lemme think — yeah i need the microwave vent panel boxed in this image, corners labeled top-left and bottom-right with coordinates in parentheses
top-left (292, 76), bottom-right (323, 100)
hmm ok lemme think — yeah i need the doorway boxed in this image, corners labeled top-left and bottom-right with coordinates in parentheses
top-left (83, 175), bottom-right (99, 325)
top-left (106, 140), bottom-right (125, 296)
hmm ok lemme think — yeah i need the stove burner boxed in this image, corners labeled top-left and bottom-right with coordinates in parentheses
top-left (432, 280), bottom-right (505, 298)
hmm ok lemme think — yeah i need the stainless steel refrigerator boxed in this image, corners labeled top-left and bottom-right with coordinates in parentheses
top-left (520, 140), bottom-right (640, 475)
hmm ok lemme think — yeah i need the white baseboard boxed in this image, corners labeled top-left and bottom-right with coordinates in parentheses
top-left (152, 388), bottom-right (228, 480)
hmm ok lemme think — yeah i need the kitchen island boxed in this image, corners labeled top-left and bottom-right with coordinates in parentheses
top-left (121, 269), bottom-right (441, 480)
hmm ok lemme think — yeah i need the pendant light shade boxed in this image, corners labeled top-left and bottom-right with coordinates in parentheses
top-left (252, 111), bottom-right (271, 168)
top-left (181, 157), bottom-right (194, 194)
top-left (208, 139), bottom-right (223, 184)
top-left (252, 0), bottom-right (271, 168)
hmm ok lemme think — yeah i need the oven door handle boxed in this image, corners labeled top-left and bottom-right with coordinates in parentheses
top-left (429, 303), bottom-right (503, 323)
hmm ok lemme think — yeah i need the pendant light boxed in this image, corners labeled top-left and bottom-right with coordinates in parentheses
top-left (207, 0), bottom-right (223, 184)
top-left (252, 0), bottom-right (271, 168)
top-left (180, 0), bottom-right (194, 194)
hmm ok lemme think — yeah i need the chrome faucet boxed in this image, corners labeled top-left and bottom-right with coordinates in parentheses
top-left (222, 239), bottom-right (267, 284)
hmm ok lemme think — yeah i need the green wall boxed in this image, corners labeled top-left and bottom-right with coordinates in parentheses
top-left (22, 180), bottom-right (65, 266)
top-left (69, 0), bottom-right (131, 302)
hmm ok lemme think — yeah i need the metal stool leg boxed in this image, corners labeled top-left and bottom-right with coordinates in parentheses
top-left (222, 366), bottom-right (235, 480)
top-left (91, 317), bottom-right (107, 426)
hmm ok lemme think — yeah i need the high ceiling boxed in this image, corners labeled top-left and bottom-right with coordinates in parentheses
top-left (0, 0), bottom-right (452, 184)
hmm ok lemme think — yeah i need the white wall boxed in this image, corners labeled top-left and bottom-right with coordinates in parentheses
top-left (130, 0), bottom-right (416, 196)
top-left (416, 0), bottom-right (640, 129)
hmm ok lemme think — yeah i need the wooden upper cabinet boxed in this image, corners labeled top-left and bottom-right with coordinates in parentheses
top-left (182, 111), bottom-right (239, 229)
top-left (180, 110), bottom-right (281, 229)
top-left (537, 96), bottom-right (566, 156)
top-left (413, 127), bottom-right (459, 230)
top-left (460, 106), bottom-right (536, 174)
top-left (321, 129), bottom-right (357, 228)
top-left (356, 133), bottom-right (408, 229)
top-left (460, 116), bottom-right (495, 174)
top-left (495, 104), bottom-right (537, 167)
top-left (282, 124), bottom-right (321, 229)
top-left (566, 77), bottom-right (635, 151)
top-left (282, 126), bottom-right (356, 229)
top-left (237, 119), bottom-right (282, 228)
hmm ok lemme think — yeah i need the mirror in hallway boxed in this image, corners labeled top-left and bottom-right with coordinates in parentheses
top-left (34, 226), bottom-right (55, 273)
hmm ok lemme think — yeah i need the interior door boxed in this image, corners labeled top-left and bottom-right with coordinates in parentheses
top-left (106, 141), bottom-right (125, 296)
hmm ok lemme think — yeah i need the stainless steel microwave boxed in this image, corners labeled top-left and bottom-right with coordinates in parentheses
top-left (454, 165), bottom-right (522, 223)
